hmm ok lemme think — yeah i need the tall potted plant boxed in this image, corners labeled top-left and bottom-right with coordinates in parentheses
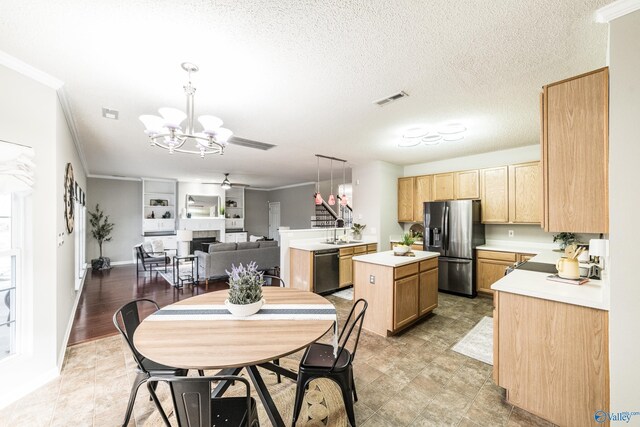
top-left (89, 204), bottom-right (115, 271)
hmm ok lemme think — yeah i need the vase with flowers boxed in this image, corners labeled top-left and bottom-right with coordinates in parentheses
top-left (225, 262), bottom-right (265, 316)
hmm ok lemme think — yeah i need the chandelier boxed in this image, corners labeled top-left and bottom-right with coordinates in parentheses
top-left (139, 62), bottom-right (233, 158)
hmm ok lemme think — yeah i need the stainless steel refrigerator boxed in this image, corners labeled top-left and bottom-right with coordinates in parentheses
top-left (423, 200), bottom-right (485, 297)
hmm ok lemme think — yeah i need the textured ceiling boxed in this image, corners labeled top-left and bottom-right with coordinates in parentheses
top-left (0, 0), bottom-right (611, 188)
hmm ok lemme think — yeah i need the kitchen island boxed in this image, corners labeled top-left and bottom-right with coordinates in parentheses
top-left (352, 250), bottom-right (440, 337)
top-left (492, 250), bottom-right (609, 427)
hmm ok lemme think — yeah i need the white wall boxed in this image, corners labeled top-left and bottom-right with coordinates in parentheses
top-left (86, 178), bottom-right (142, 263)
top-left (0, 61), bottom-right (84, 407)
top-left (352, 161), bottom-right (404, 244)
top-left (404, 145), bottom-right (540, 176)
top-left (608, 9), bottom-right (640, 418)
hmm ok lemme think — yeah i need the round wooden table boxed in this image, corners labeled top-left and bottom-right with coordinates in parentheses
top-left (134, 287), bottom-right (335, 427)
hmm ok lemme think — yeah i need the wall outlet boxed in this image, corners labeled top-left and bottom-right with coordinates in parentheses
top-left (508, 230), bottom-right (515, 238)
top-left (369, 275), bottom-right (375, 284)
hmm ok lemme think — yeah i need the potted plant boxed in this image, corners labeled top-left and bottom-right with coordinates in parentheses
top-left (225, 262), bottom-right (265, 316)
top-left (89, 204), bottom-right (115, 271)
top-left (351, 223), bottom-right (366, 240)
top-left (394, 233), bottom-right (415, 255)
top-left (553, 232), bottom-right (577, 251)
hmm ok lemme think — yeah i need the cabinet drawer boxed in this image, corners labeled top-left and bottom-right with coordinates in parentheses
top-left (353, 245), bottom-right (367, 254)
top-left (477, 250), bottom-right (517, 262)
top-left (339, 247), bottom-right (354, 257)
top-left (419, 258), bottom-right (438, 271)
top-left (394, 262), bottom-right (419, 280)
top-left (410, 244), bottom-right (424, 251)
top-left (366, 244), bottom-right (378, 253)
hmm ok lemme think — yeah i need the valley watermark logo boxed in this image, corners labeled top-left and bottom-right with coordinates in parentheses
top-left (595, 410), bottom-right (640, 423)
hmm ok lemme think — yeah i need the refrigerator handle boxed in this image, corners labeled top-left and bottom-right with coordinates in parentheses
top-left (443, 205), bottom-right (449, 251)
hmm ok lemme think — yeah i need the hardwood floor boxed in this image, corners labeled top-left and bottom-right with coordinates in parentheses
top-left (68, 264), bottom-right (228, 346)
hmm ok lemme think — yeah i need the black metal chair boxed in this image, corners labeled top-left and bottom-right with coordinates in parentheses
top-left (147, 375), bottom-right (259, 427)
top-left (291, 299), bottom-right (368, 427)
top-left (262, 274), bottom-right (285, 288)
top-left (113, 299), bottom-right (197, 427)
top-left (135, 244), bottom-right (170, 279)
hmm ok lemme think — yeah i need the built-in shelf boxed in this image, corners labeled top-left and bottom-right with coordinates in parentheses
top-left (142, 179), bottom-right (177, 234)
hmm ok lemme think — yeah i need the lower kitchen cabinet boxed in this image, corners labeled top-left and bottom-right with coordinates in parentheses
top-left (419, 267), bottom-right (438, 315)
top-left (494, 291), bottom-right (609, 426)
top-left (338, 247), bottom-right (354, 288)
top-left (393, 275), bottom-right (419, 330)
top-left (476, 250), bottom-right (536, 295)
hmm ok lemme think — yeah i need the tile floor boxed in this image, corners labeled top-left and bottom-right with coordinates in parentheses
top-left (0, 293), bottom-right (555, 426)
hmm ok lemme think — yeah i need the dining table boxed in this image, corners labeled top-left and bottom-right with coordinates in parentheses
top-left (134, 286), bottom-right (337, 427)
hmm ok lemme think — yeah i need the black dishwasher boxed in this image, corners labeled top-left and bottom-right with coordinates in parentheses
top-left (313, 249), bottom-right (340, 294)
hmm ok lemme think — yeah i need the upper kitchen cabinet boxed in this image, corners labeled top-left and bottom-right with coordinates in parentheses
top-left (454, 170), bottom-right (480, 199)
top-left (542, 68), bottom-right (609, 233)
top-left (480, 167), bottom-right (509, 223)
top-left (508, 162), bottom-right (540, 223)
top-left (413, 175), bottom-right (432, 221)
top-left (397, 177), bottom-right (415, 222)
top-left (433, 173), bottom-right (455, 201)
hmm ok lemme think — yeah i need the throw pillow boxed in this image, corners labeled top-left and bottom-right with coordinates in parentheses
top-left (142, 242), bottom-right (153, 254)
top-left (249, 235), bottom-right (263, 242)
top-left (151, 239), bottom-right (164, 254)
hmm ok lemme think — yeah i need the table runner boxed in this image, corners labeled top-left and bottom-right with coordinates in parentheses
top-left (149, 303), bottom-right (339, 354)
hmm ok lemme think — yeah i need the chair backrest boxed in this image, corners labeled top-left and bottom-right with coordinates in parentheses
top-left (113, 298), bottom-right (160, 371)
top-left (147, 375), bottom-right (253, 427)
top-left (262, 274), bottom-right (286, 287)
top-left (332, 298), bottom-right (368, 370)
top-left (135, 244), bottom-right (146, 260)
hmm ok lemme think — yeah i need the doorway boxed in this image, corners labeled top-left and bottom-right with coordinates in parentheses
top-left (268, 202), bottom-right (280, 241)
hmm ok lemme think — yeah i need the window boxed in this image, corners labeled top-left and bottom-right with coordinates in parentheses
top-left (0, 193), bottom-right (17, 361)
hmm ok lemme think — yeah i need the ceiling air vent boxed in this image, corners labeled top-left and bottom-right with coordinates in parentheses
top-left (373, 91), bottom-right (408, 106)
top-left (227, 136), bottom-right (276, 151)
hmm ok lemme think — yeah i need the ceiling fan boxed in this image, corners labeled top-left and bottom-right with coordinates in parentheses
top-left (204, 173), bottom-right (251, 188)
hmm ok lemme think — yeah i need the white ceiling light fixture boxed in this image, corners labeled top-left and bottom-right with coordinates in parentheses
top-left (139, 62), bottom-right (233, 158)
top-left (398, 122), bottom-right (467, 147)
top-left (221, 173), bottom-right (232, 190)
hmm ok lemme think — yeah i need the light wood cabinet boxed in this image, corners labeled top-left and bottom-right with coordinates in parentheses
top-left (393, 275), bottom-right (419, 330)
top-left (366, 244), bottom-right (377, 253)
top-left (454, 170), bottom-right (480, 199)
top-left (419, 268), bottom-right (438, 315)
top-left (433, 173), bottom-right (455, 201)
top-left (480, 167), bottom-right (509, 223)
top-left (542, 67), bottom-right (609, 233)
top-left (495, 291), bottom-right (609, 426)
top-left (413, 175), bottom-right (432, 221)
top-left (397, 177), bottom-right (415, 222)
top-left (339, 255), bottom-right (352, 288)
top-left (517, 253), bottom-right (535, 263)
top-left (509, 162), bottom-right (540, 223)
top-left (477, 258), bottom-right (513, 295)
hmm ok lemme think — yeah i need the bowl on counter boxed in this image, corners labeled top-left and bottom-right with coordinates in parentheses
top-left (393, 245), bottom-right (411, 255)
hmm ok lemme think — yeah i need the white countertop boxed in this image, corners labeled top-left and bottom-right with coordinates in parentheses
top-left (353, 250), bottom-right (439, 267)
top-left (477, 240), bottom-right (559, 255)
top-left (491, 250), bottom-right (608, 311)
top-left (289, 237), bottom-right (378, 251)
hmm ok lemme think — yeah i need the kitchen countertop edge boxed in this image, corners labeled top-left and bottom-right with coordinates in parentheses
top-left (352, 250), bottom-right (439, 267)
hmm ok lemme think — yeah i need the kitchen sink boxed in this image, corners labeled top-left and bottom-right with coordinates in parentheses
top-left (322, 240), bottom-right (363, 245)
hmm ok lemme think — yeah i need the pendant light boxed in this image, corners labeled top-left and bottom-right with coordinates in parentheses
top-left (221, 173), bottom-right (231, 190)
top-left (328, 159), bottom-right (336, 205)
top-left (340, 162), bottom-right (348, 207)
top-left (314, 156), bottom-right (323, 205)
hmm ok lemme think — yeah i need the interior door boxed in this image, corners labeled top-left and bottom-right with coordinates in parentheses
top-left (268, 202), bottom-right (280, 241)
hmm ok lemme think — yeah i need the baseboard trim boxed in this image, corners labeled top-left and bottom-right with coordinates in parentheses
top-left (111, 260), bottom-right (135, 266)
top-left (57, 270), bottom-right (88, 370)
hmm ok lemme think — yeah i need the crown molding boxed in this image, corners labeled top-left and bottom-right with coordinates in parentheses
top-left (0, 50), bottom-right (63, 89)
top-left (596, 0), bottom-right (640, 22)
top-left (87, 174), bottom-right (142, 182)
top-left (248, 181), bottom-right (316, 191)
top-left (57, 87), bottom-right (89, 176)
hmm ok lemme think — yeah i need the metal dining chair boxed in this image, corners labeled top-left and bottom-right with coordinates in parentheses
top-left (147, 375), bottom-right (259, 427)
top-left (291, 298), bottom-right (368, 427)
top-left (113, 299), bottom-right (202, 427)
